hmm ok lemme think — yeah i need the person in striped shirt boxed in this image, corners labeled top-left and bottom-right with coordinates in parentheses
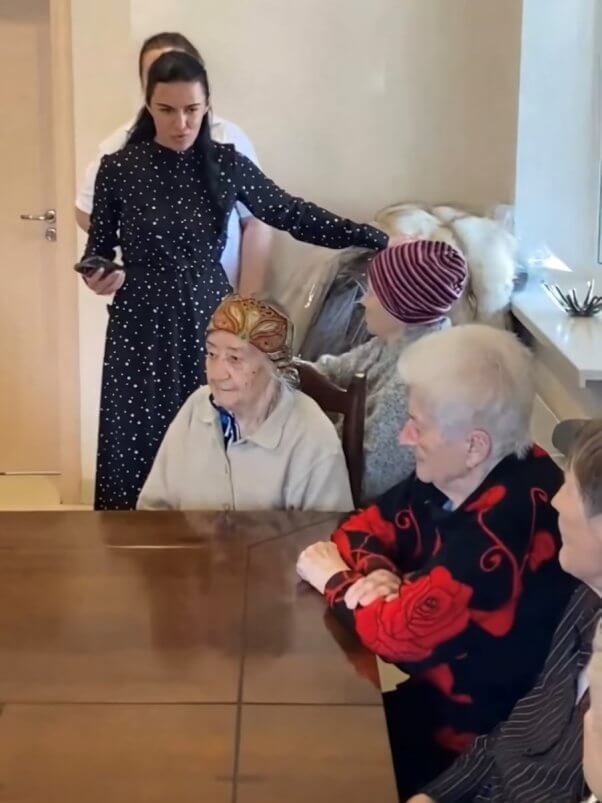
top-left (585, 561), bottom-right (602, 799)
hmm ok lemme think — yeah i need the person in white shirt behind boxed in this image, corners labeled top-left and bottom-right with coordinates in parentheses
top-left (137, 294), bottom-right (353, 512)
top-left (75, 31), bottom-right (272, 295)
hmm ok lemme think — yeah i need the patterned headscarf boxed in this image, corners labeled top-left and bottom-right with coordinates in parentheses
top-left (207, 295), bottom-right (298, 384)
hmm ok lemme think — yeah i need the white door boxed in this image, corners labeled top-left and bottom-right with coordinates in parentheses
top-left (0, 0), bottom-right (61, 473)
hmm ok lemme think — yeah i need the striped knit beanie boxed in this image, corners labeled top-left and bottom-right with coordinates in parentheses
top-left (368, 240), bottom-right (467, 324)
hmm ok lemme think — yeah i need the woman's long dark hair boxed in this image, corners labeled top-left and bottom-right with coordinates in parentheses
top-left (128, 51), bottom-right (225, 221)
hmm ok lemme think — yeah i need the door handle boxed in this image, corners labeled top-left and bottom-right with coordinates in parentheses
top-left (20, 208), bottom-right (56, 223)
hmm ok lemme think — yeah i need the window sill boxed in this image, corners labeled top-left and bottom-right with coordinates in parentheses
top-left (512, 281), bottom-right (602, 388)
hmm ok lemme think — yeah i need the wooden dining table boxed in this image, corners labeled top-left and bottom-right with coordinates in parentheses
top-left (0, 510), bottom-right (398, 802)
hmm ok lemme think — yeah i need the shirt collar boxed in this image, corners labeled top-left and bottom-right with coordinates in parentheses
top-left (199, 388), bottom-right (217, 425)
top-left (198, 385), bottom-right (295, 450)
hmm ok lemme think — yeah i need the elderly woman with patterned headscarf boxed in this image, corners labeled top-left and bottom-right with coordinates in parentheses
top-left (137, 295), bottom-right (353, 511)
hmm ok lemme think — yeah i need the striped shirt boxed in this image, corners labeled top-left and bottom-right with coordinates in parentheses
top-left (424, 585), bottom-right (601, 803)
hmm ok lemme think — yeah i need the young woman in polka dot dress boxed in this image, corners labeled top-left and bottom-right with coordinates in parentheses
top-left (82, 50), bottom-right (394, 510)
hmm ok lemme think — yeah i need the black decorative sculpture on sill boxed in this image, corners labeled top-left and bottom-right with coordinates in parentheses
top-left (542, 279), bottom-right (602, 317)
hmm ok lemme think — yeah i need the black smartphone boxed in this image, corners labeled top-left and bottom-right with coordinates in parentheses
top-left (74, 255), bottom-right (122, 278)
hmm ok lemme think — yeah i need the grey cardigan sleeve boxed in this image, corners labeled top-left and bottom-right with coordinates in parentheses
top-left (315, 339), bottom-right (376, 388)
top-left (360, 378), bottom-right (415, 503)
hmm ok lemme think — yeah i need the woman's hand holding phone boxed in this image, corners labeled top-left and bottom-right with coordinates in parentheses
top-left (84, 268), bottom-right (125, 295)
top-left (75, 256), bottom-right (125, 296)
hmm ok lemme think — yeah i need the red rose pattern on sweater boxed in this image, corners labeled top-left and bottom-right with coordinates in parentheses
top-left (324, 446), bottom-right (577, 753)
top-left (331, 505), bottom-right (399, 576)
top-left (434, 726), bottom-right (478, 754)
top-left (354, 566), bottom-right (474, 662)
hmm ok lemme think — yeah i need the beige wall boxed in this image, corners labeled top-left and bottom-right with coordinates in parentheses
top-left (73, 0), bottom-right (523, 502)
top-left (71, 0), bottom-right (137, 501)
top-left (131, 0), bottom-right (522, 216)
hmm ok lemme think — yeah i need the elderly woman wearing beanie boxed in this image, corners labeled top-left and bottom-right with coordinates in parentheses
top-left (313, 241), bottom-right (467, 502)
top-left (137, 295), bottom-right (353, 511)
top-left (298, 323), bottom-right (576, 797)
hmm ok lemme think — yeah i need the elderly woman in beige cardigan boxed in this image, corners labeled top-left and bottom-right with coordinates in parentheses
top-left (137, 295), bottom-right (353, 512)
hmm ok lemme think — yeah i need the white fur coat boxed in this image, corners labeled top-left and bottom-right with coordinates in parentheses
top-left (270, 203), bottom-right (517, 351)
top-left (373, 203), bottom-right (516, 328)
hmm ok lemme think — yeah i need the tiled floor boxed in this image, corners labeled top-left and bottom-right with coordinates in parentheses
top-left (0, 476), bottom-right (90, 511)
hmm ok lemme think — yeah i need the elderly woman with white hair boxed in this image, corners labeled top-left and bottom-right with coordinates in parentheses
top-left (297, 324), bottom-right (576, 797)
top-left (137, 295), bottom-right (353, 511)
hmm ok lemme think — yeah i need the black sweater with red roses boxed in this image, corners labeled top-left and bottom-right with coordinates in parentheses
top-left (325, 446), bottom-right (577, 754)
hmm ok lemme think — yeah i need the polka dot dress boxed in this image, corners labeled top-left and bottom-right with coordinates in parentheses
top-left (85, 139), bottom-right (388, 510)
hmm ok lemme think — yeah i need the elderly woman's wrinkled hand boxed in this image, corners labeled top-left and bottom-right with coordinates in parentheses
top-left (296, 542), bottom-right (350, 594)
top-left (344, 569), bottom-right (401, 610)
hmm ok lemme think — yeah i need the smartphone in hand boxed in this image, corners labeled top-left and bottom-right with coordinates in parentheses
top-left (74, 255), bottom-right (122, 278)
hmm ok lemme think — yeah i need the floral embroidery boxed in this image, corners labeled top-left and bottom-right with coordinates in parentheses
top-left (356, 567), bottom-right (473, 662)
top-left (422, 663), bottom-right (473, 704)
top-left (332, 505), bottom-right (398, 574)
top-left (528, 530), bottom-right (557, 571)
top-left (435, 726), bottom-right (478, 753)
